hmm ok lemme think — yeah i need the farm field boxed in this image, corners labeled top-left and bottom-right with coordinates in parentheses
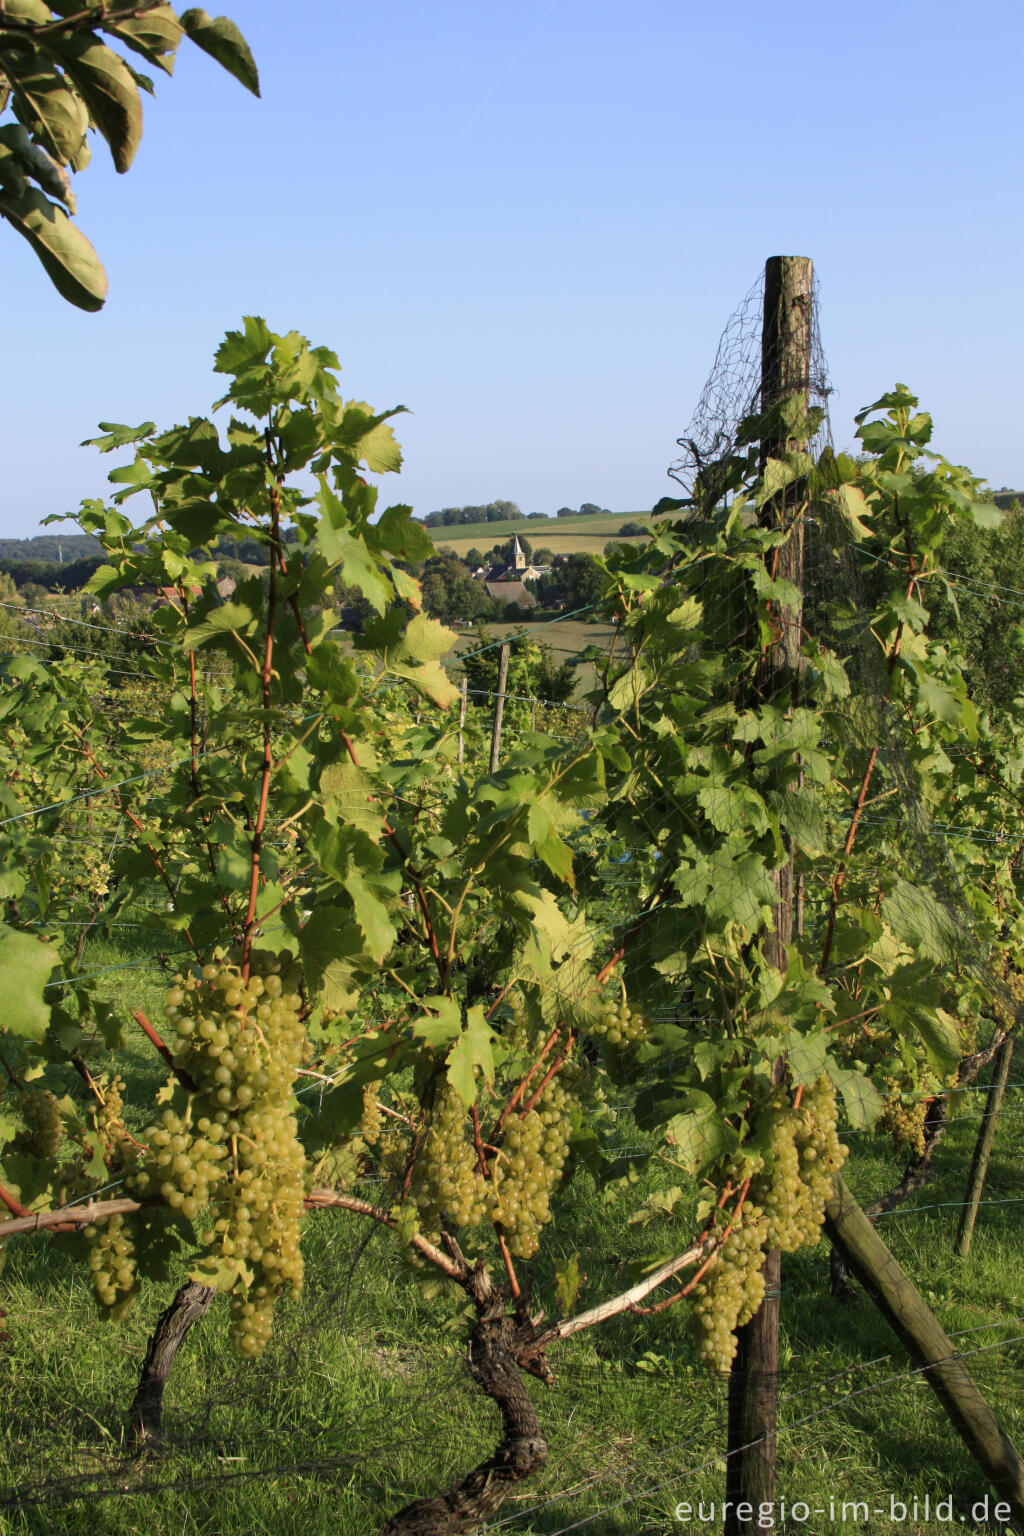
top-left (427, 510), bottom-right (652, 558)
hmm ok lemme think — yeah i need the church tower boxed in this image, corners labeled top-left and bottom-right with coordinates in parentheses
top-left (511, 534), bottom-right (526, 571)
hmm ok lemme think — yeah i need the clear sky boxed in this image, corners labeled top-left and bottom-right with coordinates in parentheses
top-left (3, 0), bottom-right (1022, 538)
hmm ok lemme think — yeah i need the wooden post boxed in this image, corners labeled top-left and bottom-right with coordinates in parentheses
top-left (956, 1038), bottom-right (1014, 1259)
top-left (725, 256), bottom-right (813, 1536)
top-left (826, 1174), bottom-right (1024, 1527)
top-left (457, 676), bottom-right (468, 768)
top-left (489, 643), bottom-right (510, 774)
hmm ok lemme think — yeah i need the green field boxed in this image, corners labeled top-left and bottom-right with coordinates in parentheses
top-left (427, 511), bottom-right (651, 558)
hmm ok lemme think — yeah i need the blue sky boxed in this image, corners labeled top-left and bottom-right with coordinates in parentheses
top-left (3, 0), bottom-right (1022, 538)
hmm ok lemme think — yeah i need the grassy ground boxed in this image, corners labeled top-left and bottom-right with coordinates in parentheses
top-left (2, 939), bottom-right (1024, 1536)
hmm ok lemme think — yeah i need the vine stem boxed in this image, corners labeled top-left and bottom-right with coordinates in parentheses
top-left (131, 1009), bottom-right (197, 1091)
top-left (0, 1182), bottom-right (30, 1219)
top-left (491, 1026), bottom-right (561, 1137)
top-left (241, 468), bottom-right (281, 982)
top-left (523, 1030), bottom-right (575, 1115)
top-left (631, 1177), bottom-right (752, 1315)
top-left (531, 1238), bottom-right (706, 1350)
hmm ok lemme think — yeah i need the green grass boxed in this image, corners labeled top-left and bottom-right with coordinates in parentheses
top-left (3, 975), bottom-right (1024, 1536)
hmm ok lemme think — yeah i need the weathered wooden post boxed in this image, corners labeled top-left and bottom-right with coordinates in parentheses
top-left (956, 1038), bottom-right (1014, 1259)
top-left (725, 255), bottom-right (813, 1535)
top-left (457, 675), bottom-right (468, 768)
top-left (489, 642), bottom-right (510, 774)
top-left (826, 1175), bottom-right (1024, 1528)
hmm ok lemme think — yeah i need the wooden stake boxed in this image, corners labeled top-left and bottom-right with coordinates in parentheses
top-left (826, 1174), bottom-right (1024, 1528)
top-left (457, 675), bottom-right (467, 767)
top-left (489, 642), bottom-right (510, 774)
top-left (725, 255), bottom-right (813, 1535)
top-left (956, 1038), bottom-right (1014, 1259)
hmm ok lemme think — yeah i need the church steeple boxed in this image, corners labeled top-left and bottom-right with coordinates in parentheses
top-left (511, 534), bottom-right (526, 571)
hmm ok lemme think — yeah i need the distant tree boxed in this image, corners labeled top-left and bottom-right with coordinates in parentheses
top-left (555, 506), bottom-right (576, 519)
top-left (532, 548), bottom-right (555, 565)
top-left (557, 552), bottom-right (605, 613)
top-left (420, 553), bottom-right (496, 626)
top-left (422, 501), bottom-right (521, 529)
top-left (460, 625), bottom-right (575, 716)
top-left (579, 502), bottom-right (608, 517)
top-left (617, 521), bottom-right (647, 537)
top-left (464, 548), bottom-right (485, 569)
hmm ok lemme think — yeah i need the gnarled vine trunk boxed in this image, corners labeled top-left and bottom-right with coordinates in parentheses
top-left (380, 1272), bottom-right (547, 1536)
top-left (128, 1280), bottom-right (216, 1444)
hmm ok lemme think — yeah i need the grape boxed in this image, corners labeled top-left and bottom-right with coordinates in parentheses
top-left (129, 951), bottom-right (307, 1358)
top-left (22, 1086), bottom-right (61, 1158)
top-left (84, 1215), bottom-right (139, 1315)
top-left (690, 1077), bottom-right (848, 1374)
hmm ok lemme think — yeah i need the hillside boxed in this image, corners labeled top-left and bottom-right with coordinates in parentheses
top-left (0, 534), bottom-right (102, 562)
top-left (427, 510), bottom-right (651, 557)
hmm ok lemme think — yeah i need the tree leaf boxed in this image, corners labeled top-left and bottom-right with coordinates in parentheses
top-left (180, 9), bottom-right (260, 95)
top-left (826, 1063), bottom-right (883, 1130)
top-left (0, 185), bottom-right (107, 309)
top-left (49, 33), bottom-right (143, 173)
top-left (343, 869), bottom-right (396, 963)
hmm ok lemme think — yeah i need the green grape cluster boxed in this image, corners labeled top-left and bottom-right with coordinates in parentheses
top-left (22, 1086), bottom-right (61, 1158)
top-left (84, 1213), bottom-right (138, 1318)
top-left (880, 1080), bottom-right (929, 1156)
top-left (691, 1205), bottom-right (768, 1373)
top-left (591, 994), bottom-right (646, 1047)
top-left (359, 1081), bottom-right (383, 1147)
top-left (758, 1076), bottom-right (847, 1253)
top-left (690, 1079), bottom-right (847, 1375)
top-left (404, 1085), bottom-right (487, 1240)
top-left (490, 1080), bottom-right (571, 1259)
top-left (131, 952), bottom-right (307, 1358)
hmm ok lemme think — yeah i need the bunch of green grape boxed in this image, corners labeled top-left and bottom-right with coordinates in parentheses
top-left (490, 1079), bottom-right (572, 1259)
top-left (401, 1085), bottom-right (487, 1240)
top-left (359, 1080), bottom-right (383, 1147)
top-left (132, 951), bottom-right (307, 1357)
top-left (22, 1085), bottom-right (61, 1158)
top-left (690, 1203), bottom-right (769, 1373)
top-left (591, 992), bottom-right (646, 1047)
top-left (84, 1212), bottom-right (138, 1318)
top-left (758, 1076), bottom-right (847, 1253)
top-left (690, 1078), bottom-right (847, 1374)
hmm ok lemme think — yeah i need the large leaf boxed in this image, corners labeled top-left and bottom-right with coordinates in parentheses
top-left (4, 60), bottom-right (88, 162)
top-left (49, 33), bottom-right (143, 172)
top-left (446, 1006), bottom-right (496, 1107)
top-left (826, 1062), bottom-right (883, 1129)
top-left (0, 185), bottom-right (107, 309)
top-left (180, 9), bottom-right (260, 95)
top-left (0, 925), bottom-right (60, 1043)
top-left (108, 6), bottom-right (183, 75)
